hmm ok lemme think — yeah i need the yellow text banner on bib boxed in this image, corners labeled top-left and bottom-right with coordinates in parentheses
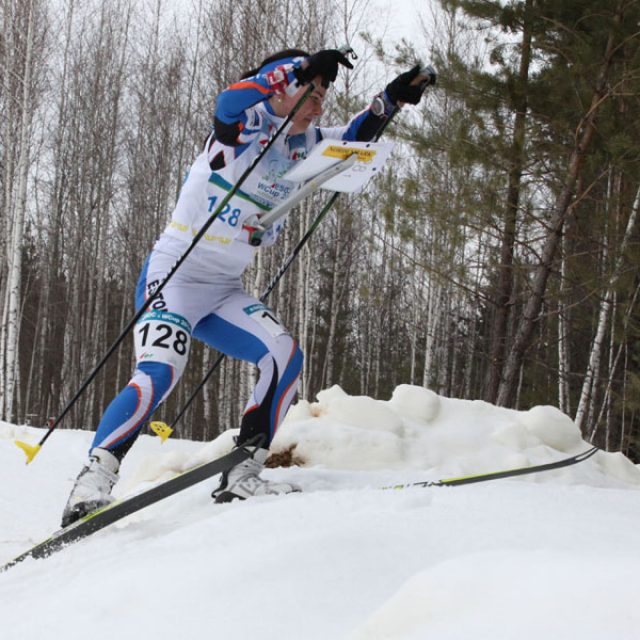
top-left (322, 145), bottom-right (377, 163)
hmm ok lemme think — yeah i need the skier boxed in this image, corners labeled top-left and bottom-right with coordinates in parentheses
top-left (61, 48), bottom-right (434, 526)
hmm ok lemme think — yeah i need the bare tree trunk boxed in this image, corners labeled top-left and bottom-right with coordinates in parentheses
top-left (584, 184), bottom-right (640, 438)
top-left (422, 280), bottom-right (442, 389)
top-left (605, 291), bottom-right (616, 449)
top-left (577, 183), bottom-right (638, 431)
top-left (409, 233), bottom-right (421, 384)
top-left (322, 219), bottom-right (341, 387)
top-left (485, 0), bottom-right (533, 403)
top-left (557, 229), bottom-right (571, 414)
top-left (2, 0), bottom-right (36, 421)
top-left (0, 0), bottom-right (16, 418)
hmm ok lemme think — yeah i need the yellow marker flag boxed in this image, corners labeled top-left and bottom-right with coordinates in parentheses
top-left (15, 441), bottom-right (41, 465)
top-left (149, 421), bottom-right (173, 443)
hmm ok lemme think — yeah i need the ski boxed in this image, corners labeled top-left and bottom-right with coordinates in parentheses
top-left (386, 446), bottom-right (599, 490)
top-left (1, 442), bottom-right (256, 573)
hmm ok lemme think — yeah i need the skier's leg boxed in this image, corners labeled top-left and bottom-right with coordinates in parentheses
top-left (194, 293), bottom-right (303, 501)
top-left (91, 360), bottom-right (178, 459)
top-left (194, 293), bottom-right (303, 447)
top-left (61, 352), bottom-right (188, 527)
top-left (90, 255), bottom-right (195, 459)
top-left (61, 254), bottom-right (203, 526)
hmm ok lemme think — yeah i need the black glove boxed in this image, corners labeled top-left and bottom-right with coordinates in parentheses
top-left (385, 64), bottom-right (436, 105)
top-left (294, 49), bottom-right (354, 88)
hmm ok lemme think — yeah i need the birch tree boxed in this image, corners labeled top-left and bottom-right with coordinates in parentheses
top-left (0, 0), bottom-right (46, 421)
top-left (576, 184), bottom-right (640, 433)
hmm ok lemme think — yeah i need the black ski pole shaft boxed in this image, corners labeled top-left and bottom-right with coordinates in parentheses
top-left (163, 106), bottom-right (403, 435)
top-left (18, 80), bottom-right (319, 463)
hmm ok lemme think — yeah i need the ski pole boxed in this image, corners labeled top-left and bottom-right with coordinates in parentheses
top-left (16, 63), bottom-right (338, 464)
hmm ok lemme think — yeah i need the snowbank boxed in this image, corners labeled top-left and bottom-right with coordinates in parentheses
top-left (273, 384), bottom-right (640, 488)
top-left (3, 384), bottom-right (639, 496)
top-left (350, 549), bottom-right (640, 640)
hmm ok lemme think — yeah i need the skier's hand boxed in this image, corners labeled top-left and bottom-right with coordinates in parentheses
top-left (295, 49), bottom-right (354, 88)
top-left (385, 65), bottom-right (436, 106)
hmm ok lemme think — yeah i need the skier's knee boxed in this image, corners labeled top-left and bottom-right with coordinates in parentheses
top-left (136, 360), bottom-right (180, 402)
top-left (290, 341), bottom-right (303, 377)
top-left (272, 333), bottom-right (303, 374)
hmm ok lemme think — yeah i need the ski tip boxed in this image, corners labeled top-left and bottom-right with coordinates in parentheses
top-left (15, 440), bottom-right (41, 465)
top-left (149, 421), bottom-right (173, 443)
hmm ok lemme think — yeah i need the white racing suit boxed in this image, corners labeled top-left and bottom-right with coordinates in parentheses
top-left (91, 57), bottom-right (392, 457)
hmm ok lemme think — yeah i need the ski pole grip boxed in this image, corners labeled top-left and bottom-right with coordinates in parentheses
top-left (393, 63), bottom-right (436, 111)
top-left (337, 44), bottom-right (358, 61)
top-left (416, 64), bottom-right (437, 87)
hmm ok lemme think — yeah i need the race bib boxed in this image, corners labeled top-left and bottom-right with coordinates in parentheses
top-left (243, 303), bottom-right (287, 338)
top-left (135, 310), bottom-right (192, 372)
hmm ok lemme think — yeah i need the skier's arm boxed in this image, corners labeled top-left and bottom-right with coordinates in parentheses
top-left (213, 62), bottom-right (302, 147)
top-left (318, 65), bottom-right (437, 142)
top-left (214, 49), bottom-right (354, 147)
top-left (317, 104), bottom-right (391, 143)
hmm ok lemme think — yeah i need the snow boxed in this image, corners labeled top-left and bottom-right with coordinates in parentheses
top-left (1, 384), bottom-right (640, 640)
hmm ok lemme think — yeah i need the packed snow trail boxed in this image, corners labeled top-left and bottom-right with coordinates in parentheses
top-left (1, 384), bottom-right (639, 640)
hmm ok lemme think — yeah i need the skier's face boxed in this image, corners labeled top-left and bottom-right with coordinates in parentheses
top-left (278, 78), bottom-right (326, 134)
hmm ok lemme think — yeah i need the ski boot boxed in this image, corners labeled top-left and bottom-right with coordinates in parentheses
top-left (61, 448), bottom-right (119, 527)
top-left (212, 445), bottom-right (301, 503)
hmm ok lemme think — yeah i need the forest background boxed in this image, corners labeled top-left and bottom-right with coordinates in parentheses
top-left (1, 0), bottom-right (639, 460)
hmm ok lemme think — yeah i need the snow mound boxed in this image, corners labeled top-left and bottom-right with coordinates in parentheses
top-left (519, 404), bottom-right (583, 451)
top-left (273, 384), bottom-right (640, 487)
top-left (388, 384), bottom-right (440, 423)
top-left (118, 429), bottom-right (239, 494)
top-left (349, 550), bottom-right (640, 640)
top-left (3, 384), bottom-right (639, 496)
top-left (0, 421), bottom-right (32, 442)
top-left (594, 449), bottom-right (640, 485)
